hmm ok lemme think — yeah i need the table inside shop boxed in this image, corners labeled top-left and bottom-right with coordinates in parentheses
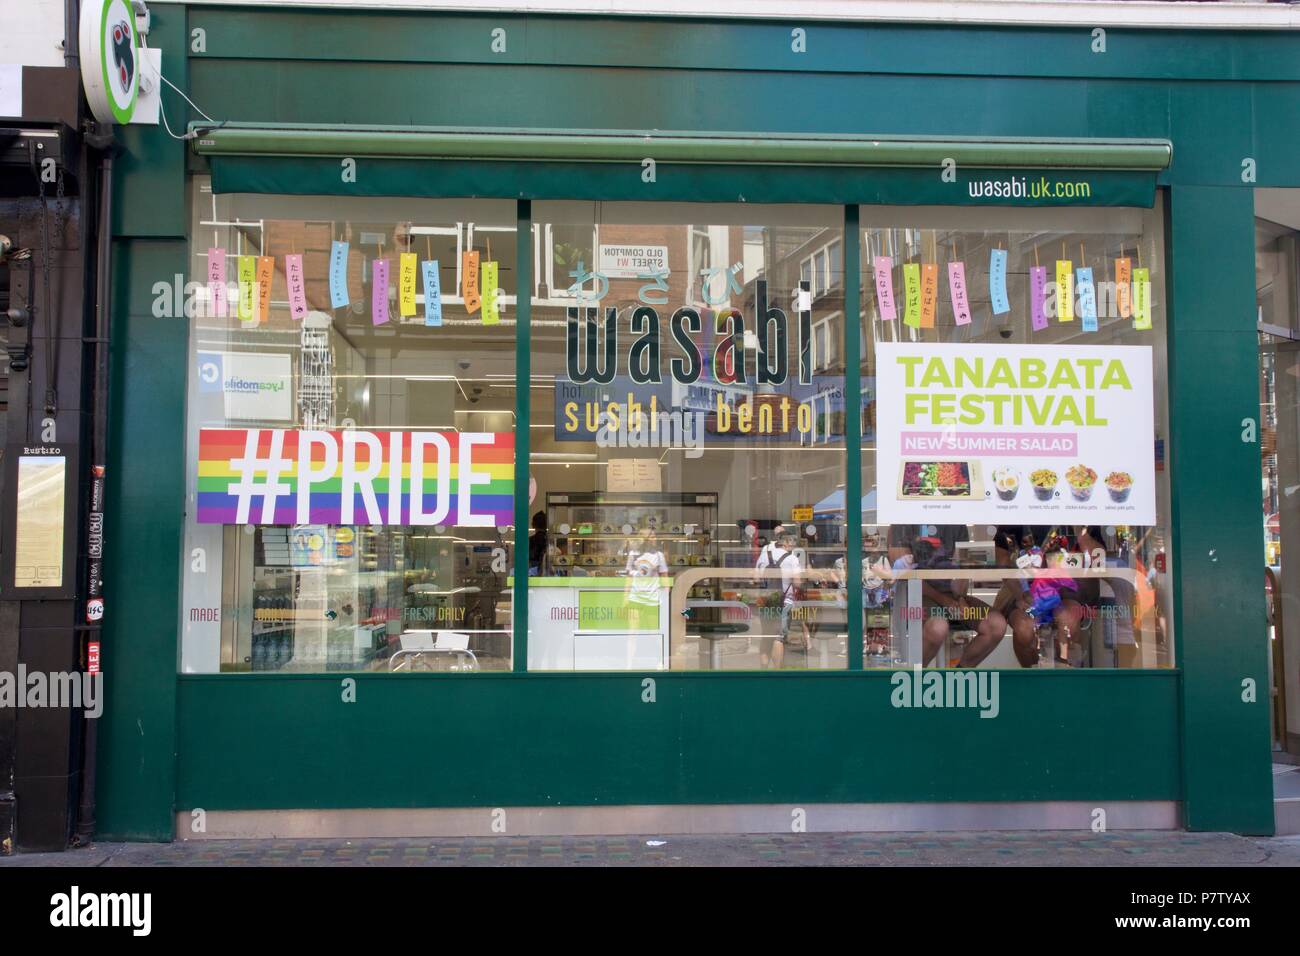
top-left (681, 600), bottom-right (751, 669)
top-left (673, 569), bottom-right (847, 670)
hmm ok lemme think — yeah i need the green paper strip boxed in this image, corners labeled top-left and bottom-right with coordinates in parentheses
top-left (902, 263), bottom-right (921, 328)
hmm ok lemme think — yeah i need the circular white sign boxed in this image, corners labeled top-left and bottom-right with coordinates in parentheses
top-left (80, 0), bottom-right (140, 124)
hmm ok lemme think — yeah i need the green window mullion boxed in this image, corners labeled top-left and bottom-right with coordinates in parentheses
top-left (844, 205), bottom-right (864, 671)
top-left (513, 199), bottom-right (533, 672)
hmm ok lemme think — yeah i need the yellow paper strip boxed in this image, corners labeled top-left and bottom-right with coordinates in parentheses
top-left (1132, 267), bottom-right (1152, 330)
top-left (1056, 260), bottom-right (1074, 321)
top-left (237, 255), bottom-right (256, 324)
top-left (399, 252), bottom-right (417, 317)
top-left (902, 263), bottom-right (921, 329)
top-left (480, 260), bottom-right (500, 325)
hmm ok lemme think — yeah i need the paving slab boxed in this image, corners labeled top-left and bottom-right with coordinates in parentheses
top-left (3, 831), bottom-right (1300, 866)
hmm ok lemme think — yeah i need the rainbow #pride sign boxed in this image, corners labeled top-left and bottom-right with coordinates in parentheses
top-left (197, 428), bottom-right (514, 526)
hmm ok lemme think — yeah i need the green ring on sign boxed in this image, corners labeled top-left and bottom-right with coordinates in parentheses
top-left (99, 0), bottom-right (139, 125)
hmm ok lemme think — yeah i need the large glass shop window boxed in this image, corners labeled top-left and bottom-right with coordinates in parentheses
top-left (180, 179), bottom-right (517, 673)
top-left (858, 201), bottom-right (1174, 669)
top-left (528, 203), bottom-right (848, 671)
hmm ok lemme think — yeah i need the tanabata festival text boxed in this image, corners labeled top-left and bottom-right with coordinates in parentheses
top-left (897, 354), bottom-right (1134, 427)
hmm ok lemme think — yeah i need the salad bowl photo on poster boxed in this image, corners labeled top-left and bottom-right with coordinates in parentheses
top-left (875, 342), bottom-right (1156, 525)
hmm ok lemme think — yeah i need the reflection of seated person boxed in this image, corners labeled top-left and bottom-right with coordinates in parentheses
top-left (992, 526), bottom-right (1104, 667)
top-left (888, 524), bottom-right (1006, 667)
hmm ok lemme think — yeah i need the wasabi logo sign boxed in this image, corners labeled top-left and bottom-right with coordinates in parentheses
top-left (876, 343), bottom-right (1155, 524)
top-left (79, 0), bottom-right (140, 124)
top-left (196, 429), bottom-right (513, 526)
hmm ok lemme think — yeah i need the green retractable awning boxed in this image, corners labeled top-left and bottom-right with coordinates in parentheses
top-left (191, 123), bottom-right (1171, 206)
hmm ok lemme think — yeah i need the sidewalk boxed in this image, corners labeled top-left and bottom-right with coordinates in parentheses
top-left (4, 831), bottom-right (1299, 866)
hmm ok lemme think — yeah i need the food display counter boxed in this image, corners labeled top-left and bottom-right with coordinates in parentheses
top-left (527, 577), bottom-right (673, 670)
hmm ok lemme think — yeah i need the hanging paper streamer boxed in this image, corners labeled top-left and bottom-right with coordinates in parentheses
top-left (1030, 266), bottom-right (1048, 332)
top-left (422, 259), bottom-right (442, 326)
top-left (255, 256), bottom-right (275, 326)
top-left (237, 255), bottom-right (256, 324)
top-left (948, 261), bottom-right (972, 326)
top-left (920, 263), bottom-right (938, 329)
top-left (873, 256), bottom-right (897, 321)
top-left (329, 241), bottom-right (350, 309)
top-left (989, 248), bottom-right (1009, 315)
top-left (1115, 257), bottom-right (1132, 319)
top-left (480, 260), bottom-right (500, 325)
top-left (371, 258), bottom-right (390, 326)
top-left (1132, 267), bottom-right (1152, 330)
top-left (207, 248), bottom-right (228, 318)
top-left (1055, 260), bottom-right (1074, 322)
top-left (902, 263), bottom-right (921, 328)
top-left (285, 254), bottom-right (307, 321)
top-left (1077, 267), bottom-right (1098, 332)
top-left (399, 253), bottom-right (417, 318)
top-left (462, 250), bottom-right (481, 314)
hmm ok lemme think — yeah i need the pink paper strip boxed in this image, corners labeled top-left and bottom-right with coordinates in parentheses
top-left (372, 258), bottom-right (389, 326)
top-left (948, 261), bottom-right (971, 326)
top-left (285, 254), bottom-right (307, 321)
top-left (1030, 265), bottom-right (1048, 331)
top-left (207, 248), bottom-right (227, 317)
top-left (873, 256), bottom-right (896, 321)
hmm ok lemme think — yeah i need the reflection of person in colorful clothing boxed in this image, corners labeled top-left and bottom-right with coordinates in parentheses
top-left (624, 530), bottom-right (669, 607)
top-left (993, 526), bottom-right (1101, 666)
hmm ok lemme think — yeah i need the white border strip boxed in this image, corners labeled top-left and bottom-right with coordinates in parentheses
top-left (176, 0), bottom-right (1300, 31)
top-left (178, 801), bottom-right (1181, 839)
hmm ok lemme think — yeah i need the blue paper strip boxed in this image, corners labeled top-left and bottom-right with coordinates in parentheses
top-left (1077, 266), bottom-right (1098, 332)
top-left (329, 241), bottom-right (350, 309)
top-left (989, 248), bottom-right (1009, 315)
top-left (422, 259), bottom-right (442, 326)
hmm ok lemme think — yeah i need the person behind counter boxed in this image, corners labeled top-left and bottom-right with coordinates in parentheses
top-left (528, 511), bottom-right (549, 577)
top-left (624, 529), bottom-right (669, 607)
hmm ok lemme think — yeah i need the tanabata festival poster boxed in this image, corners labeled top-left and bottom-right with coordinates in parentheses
top-left (875, 342), bottom-right (1156, 525)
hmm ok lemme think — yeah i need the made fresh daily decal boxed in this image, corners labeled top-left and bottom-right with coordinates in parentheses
top-left (876, 343), bottom-right (1155, 524)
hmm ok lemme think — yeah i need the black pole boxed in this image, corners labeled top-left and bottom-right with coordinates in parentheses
top-left (64, 0), bottom-right (80, 70)
top-left (75, 148), bottom-right (112, 844)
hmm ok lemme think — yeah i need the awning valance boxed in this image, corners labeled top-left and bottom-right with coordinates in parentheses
top-left (191, 124), bottom-right (1170, 206)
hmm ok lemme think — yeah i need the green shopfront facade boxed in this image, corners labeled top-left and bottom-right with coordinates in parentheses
top-left (96, 2), bottom-right (1297, 840)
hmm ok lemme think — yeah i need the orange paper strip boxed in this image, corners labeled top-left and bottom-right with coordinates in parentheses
top-left (1115, 257), bottom-right (1132, 319)
top-left (920, 263), bottom-right (938, 328)
top-left (256, 256), bottom-right (275, 326)
top-left (462, 250), bottom-right (481, 314)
